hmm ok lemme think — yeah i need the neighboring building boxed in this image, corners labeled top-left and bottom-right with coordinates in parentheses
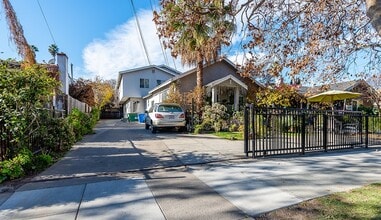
top-left (301, 79), bottom-right (378, 109)
top-left (144, 58), bottom-right (263, 112)
top-left (117, 65), bottom-right (180, 118)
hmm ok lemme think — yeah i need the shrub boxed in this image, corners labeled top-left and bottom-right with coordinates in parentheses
top-left (32, 110), bottom-right (74, 153)
top-left (90, 108), bottom-right (100, 127)
top-left (67, 108), bottom-right (92, 140)
top-left (32, 154), bottom-right (53, 171)
top-left (201, 103), bottom-right (229, 132)
top-left (229, 111), bottom-right (244, 132)
top-left (0, 148), bottom-right (33, 182)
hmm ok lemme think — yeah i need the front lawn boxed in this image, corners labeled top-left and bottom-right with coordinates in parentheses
top-left (258, 183), bottom-right (381, 219)
top-left (212, 131), bottom-right (243, 140)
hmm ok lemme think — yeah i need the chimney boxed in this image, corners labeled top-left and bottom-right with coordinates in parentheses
top-left (56, 53), bottom-right (69, 95)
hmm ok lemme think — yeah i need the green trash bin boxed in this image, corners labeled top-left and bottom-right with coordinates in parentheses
top-left (127, 113), bottom-right (138, 122)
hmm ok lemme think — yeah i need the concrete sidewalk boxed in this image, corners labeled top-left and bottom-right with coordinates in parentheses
top-left (1, 120), bottom-right (381, 219)
top-left (190, 149), bottom-right (381, 216)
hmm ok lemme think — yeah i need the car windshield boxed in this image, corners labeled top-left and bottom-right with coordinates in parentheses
top-left (157, 105), bottom-right (182, 112)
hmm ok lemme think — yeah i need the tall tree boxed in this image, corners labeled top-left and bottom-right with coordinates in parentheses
top-left (154, 0), bottom-right (235, 110)
top-left (69, 77), bottom-right (114, 108)
top-left (236, 0), bottom-right (381, 85)
top-left (69, 78), bottom-right (95, 107)
top-left (2, 0), bottom-right (36, 66)
top-left (48, 44), bottom-right (59, 59)
top-left (90, 77), bottom-right (114, 108)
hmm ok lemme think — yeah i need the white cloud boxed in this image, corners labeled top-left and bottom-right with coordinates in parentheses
top-left (82, 9), bottom-right (185, 80)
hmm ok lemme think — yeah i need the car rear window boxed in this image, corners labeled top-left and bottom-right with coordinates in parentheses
top-left (157, 105), bottom-right (183, 112)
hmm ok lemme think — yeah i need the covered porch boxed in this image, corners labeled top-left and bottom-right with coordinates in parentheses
top-left (205, 75), bottom-right (248, 112)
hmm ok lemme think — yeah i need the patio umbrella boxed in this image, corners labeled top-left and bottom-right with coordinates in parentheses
top-left (307, 90), bottom-right (361, 103)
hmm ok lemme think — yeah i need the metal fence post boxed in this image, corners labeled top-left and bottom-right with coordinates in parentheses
top-left (191, 98), bottom-right (195, 131)
top-left (301, 113), bottom-right (306, 155)
top-left (365, 115), bottom-right (369, 148)
top-left (323, 113), bottom-right (328, 152)
top-left (251, 104), bottom-right (255, 158)
top-left (244, 104), bottom-right (249, 157)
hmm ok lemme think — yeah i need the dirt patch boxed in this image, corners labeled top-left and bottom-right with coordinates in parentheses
top-left (256, 199), bottom-right (324, 220)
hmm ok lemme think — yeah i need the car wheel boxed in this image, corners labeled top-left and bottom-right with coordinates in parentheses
top-left (178, 126), bottom-right (186, 132)
top-left (151, 126), bottom-right (157, 133)
top-left (150, 121), bottom-right (157, 133)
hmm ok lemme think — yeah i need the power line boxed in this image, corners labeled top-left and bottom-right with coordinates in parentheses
top-left (130, 0), bottom-right (151, 65)
top-left (149, 0), bottom-right (177, 70)
top-left (149, 0), bottom-right (169, 67)
top-left (36, 0), bottom-right (56, 45)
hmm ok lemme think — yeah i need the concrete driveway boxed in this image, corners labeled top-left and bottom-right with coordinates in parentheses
top-left (1, 119), bottom-right (381, 219)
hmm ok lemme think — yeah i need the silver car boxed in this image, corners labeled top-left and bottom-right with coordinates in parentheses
top-left (145, 103), bottom-right (186, 133)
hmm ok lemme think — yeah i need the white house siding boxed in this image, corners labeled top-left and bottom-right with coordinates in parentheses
top-left (120, 68), bottom-right (171, 98)
top-left (145, 88), bottom-right (169, 110)
top-left (118, 80), bottom-right (124, 105)
top-left (118, 66), bottom-right (177, 118)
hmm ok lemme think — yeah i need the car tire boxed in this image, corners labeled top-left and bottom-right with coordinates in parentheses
top-left (149, 121), bottom-right (157, 133)
top-left (178, 126), bottom-right (186, 132)
top-left (151, 126), bottom-right (157, 133)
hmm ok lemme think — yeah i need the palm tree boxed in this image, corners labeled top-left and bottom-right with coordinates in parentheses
top-left (48, 44), bottom-right (59, 59)
top-left (154, 0), bottom-right (235, 110)
top-left (2, 0), bottom-right (36, 66)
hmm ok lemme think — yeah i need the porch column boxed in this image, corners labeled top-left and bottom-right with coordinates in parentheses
top-left (211, 86), bottom-right (217, 104)
top-left (234, 86), bottom-right (240, 111)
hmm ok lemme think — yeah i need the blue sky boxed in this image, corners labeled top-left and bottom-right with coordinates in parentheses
top-left (1, 1), bottom-right (376, 85)
top-left (0, 0), bottom-right (192, 80)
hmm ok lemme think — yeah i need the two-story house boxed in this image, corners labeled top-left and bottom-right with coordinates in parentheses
top-left (117, 65), bottom-right (180, 118)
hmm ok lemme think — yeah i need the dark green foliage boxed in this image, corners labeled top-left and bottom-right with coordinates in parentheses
top-left (358, 104), bottom-right (375, 115)
top-left (67, 109), bottom-right (90, 141)
top-left (0, 64), bottom-right (99, 183)
top-left (0, 64), bottom-right (58, 155)
top-left (0, 148), bottom-right (33, 181)
top-left (90, 108), bottom-right (100, 127)
top-left (32, 154), bottom-right (53, 172)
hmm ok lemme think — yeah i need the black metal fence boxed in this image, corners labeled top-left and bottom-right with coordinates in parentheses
top-left (244, 105), bottom-right (381, 157)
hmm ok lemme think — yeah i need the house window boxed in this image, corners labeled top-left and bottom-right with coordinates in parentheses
top-left (140, 78), bottom-right (149, 88)
top-left (157, 80), bottom-right (163, 86)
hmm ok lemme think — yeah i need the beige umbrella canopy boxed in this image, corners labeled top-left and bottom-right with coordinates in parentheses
top-left (307, 90), bottom-right (361, 103)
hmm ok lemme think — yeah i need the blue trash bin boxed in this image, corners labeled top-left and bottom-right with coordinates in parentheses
top-left (138, 113), bottom-right (145, 123)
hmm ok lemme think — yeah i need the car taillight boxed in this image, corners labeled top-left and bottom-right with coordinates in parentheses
top-left (155, 113), bottom-right (164, 118)
top-left (179, 113), bottom-right (185, 118)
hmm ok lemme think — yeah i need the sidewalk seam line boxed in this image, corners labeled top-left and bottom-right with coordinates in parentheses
top-left (144, 176), bottom-right (168, 220)
top-left (75, 183), bottom-right (87, 220)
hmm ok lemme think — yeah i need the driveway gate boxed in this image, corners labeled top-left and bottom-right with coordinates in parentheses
top-left (244, 105), bottom-right (381, 157)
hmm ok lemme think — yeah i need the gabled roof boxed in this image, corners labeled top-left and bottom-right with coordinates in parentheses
top-left (146, 57), bottom-right (262, 96)
top-left (327, 80), bottom-right (362, 91)
top-left (205, 74), bottom-right (248, 90)
top-left (300, 79), bottom-right (372, 95)
top-left (116, 64), bottom-right (181, 89)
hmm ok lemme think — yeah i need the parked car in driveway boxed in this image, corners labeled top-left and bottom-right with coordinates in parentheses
top-left (145, 103), bottom-right (186, 133)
